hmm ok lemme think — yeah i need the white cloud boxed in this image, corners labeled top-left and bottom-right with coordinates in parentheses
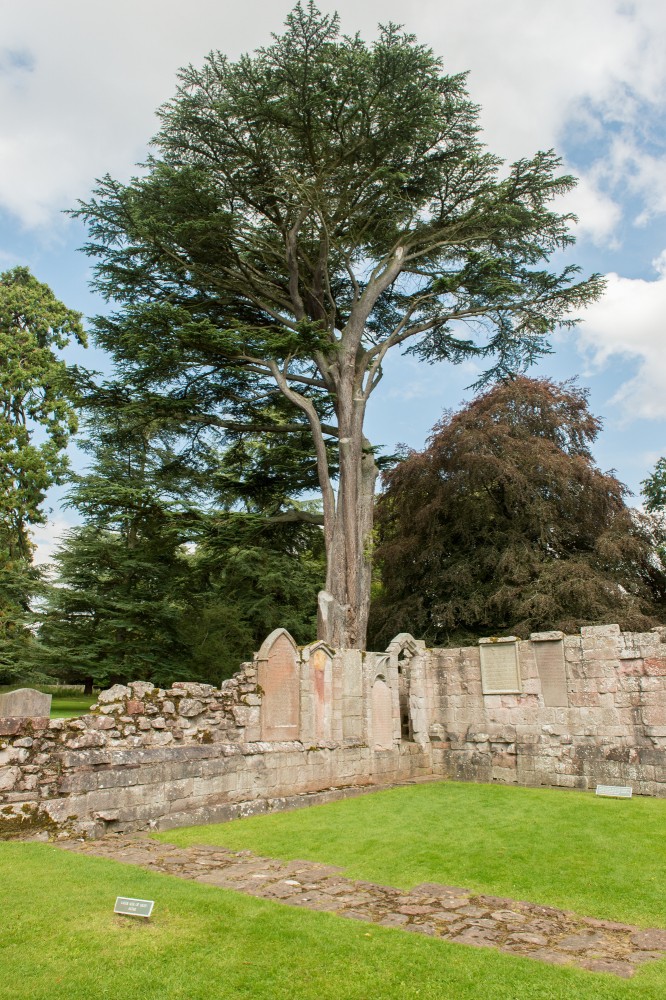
top-left (557, 172), bottom-right (622, 247)
top-left (576, 250), bottom-right (666, 418)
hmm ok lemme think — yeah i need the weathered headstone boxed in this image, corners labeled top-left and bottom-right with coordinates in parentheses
top-left (531, 632), bottom-right (569, 707)
top-left (372, 676), bottom-right (393, 750)
top-left (478, 638), bottom-right (521, 695)
top-left (257, 629), bottom-right (300, 741)
top-left (0, 688), bottom-right (51, 718)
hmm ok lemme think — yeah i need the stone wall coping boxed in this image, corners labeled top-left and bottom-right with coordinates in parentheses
top-left (530, 631), bottom-right (565, 642)
top-left (478, 636), bottom-right (519, 645)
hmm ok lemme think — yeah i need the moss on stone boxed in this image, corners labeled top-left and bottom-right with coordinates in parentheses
top-left (0, 805), bottom-right (61, 840)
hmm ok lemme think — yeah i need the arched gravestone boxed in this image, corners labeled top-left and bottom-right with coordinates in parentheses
top-left (257, 629), bottom-right (300, 741)
top-left (372, 676), bottom-right (394, 750)
top-left (307, 641), bottom-right (334, 741)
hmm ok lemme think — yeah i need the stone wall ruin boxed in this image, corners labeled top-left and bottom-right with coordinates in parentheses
top-left (1, 623), bottom-right (665, 838)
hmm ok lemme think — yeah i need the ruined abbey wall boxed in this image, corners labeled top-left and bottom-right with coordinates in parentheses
top-left (1, 624), bottom-right (665, 837)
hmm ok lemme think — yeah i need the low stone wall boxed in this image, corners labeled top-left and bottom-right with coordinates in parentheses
top-left (0, 660), bottom-right (431, 838)
top-left (426, 624), bottom-right (666, 795)
top-left (1, 623), bottom-right (665, 838)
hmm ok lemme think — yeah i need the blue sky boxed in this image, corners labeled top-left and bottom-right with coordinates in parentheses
top-left (2, 0), bottom-right (666, 560)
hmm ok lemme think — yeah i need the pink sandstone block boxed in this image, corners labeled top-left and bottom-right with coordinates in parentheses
top-left (644, 658), bottom-right (666, 676)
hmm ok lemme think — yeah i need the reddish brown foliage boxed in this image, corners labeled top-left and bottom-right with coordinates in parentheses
top-left (370, 377), bottom-right (666, 647)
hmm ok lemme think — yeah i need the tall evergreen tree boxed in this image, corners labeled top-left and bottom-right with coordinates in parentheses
top-left (31, 406), bottom-right (195, 690)
top-left (32, 385), bottom-right (325, 687)
top-left (371, 377), bottom-right (666, 647)
top-left (0, 266), bottom-right (85, 681)
top-left (75, 2), bottom-right (603, 649)
top-left (182, 515), bottom-right (325, 682)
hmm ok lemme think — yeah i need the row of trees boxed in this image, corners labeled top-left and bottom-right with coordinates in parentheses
top-left (2, 5), bottom-right (665, 689)
top-left (2, 298), bottom-right (665, 689)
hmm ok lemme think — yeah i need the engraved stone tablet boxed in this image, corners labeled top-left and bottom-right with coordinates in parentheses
top-left (532, 638), bottom-right (568, 707)
top-left (0, 688), bottom-right (51, 718)
top-left (257, 630), bottom-right (300, 741)
top-left (596, 785), bottom-right (632, 798)
top-left (372, 677), bottom-right (393, 750)
top-left (479, 638), bottom-right (521, 694)
top-left (114, 896), bottom-right (154, 917)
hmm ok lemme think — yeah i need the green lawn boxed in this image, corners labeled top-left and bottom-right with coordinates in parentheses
top-left (2, 839), bottom-right (665, 1000)
top-left (156, 781), bottom-right (666, 927)
top-left (49, 693), bottom-right (95, 719)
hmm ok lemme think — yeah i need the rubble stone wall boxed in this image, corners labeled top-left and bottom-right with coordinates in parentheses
top-left (0, 642), bottom-right (432, 838)
top-left (1, 624), bottom-right (665, 838)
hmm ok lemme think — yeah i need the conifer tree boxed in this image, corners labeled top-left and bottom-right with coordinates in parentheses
top-left (33, 385), bottom-right (325, 687)
top-left (75, 2), bottom-right (603, 649)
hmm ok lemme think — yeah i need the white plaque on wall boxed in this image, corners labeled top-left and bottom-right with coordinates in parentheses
top-left (479, 638), bottom-right (521, 695)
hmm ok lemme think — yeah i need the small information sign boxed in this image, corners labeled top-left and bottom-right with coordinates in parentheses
top-left (114, 896), bottom-right (154, 918)
top-left (595, 785), bottom-right (633, 799)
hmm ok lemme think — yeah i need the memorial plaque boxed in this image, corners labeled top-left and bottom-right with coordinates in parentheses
top-left (533, 639), bottom-right (568, 707)
top-left (257, 630), bottom-right (300, 740)
top-left (479, 639), bottom-right (521, 695)
top-left (372, 677), bottom-right (393, 750)
top-left (0, 688), bottom-right (51, 718)
top-left (114, 896), bottom-right (154, 917)
top-left (595, 785), bottom-right (633, 798)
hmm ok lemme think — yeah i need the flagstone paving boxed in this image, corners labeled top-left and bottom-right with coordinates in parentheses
top-left (58, 835), bottom-right (666, 978)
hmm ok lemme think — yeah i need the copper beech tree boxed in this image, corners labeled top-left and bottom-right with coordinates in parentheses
top-left (76, 3), bottom-right (602, 649)
top-left (371, 377), bottom-right (666, 647)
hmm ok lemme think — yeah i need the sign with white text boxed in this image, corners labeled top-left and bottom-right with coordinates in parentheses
top-left (595, 785), bottom-right (632, 799)
top-left (114, 896), bottom-right (154, 918)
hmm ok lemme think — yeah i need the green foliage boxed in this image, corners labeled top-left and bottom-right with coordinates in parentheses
top-left (184, 515), bottom-right (324, 680)
top-left (642, 459), bottom-right (666, 517)
top-left (33, 523), bottom-right (194, 690)
top-left (31, 382), bottom-right (324, 687)
top-left (0, 267), bottom-right (85, 681)
top-left (370, 377), bottom-right (666, 646)
top-left (0, 267), bottom-right (85, 554)
top-left (72, 3), bottom-right (603, 643)
top-left (642, 459), bottom-right (666, 569)
top-left (27, 389), bottom-right (199, 688)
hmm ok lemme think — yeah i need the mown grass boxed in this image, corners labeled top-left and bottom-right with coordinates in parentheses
top-left (49, 693), bottom-right (94, 719)
top-left (2, 840), bottom-right (666, 1000)
top-left (156, 781), bottom-right (666, 927)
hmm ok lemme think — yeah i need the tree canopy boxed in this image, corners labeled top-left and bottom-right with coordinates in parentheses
top-left (75, 2), bottom-right (603, 648)
top-left (30, 388), bottom-right (324, 689)
top-left (0, 266), bottom-right (85, 681)
top-left (0, 266), bottom-right (85, 559)
top-left (370, 377), bottom-right (666, 647)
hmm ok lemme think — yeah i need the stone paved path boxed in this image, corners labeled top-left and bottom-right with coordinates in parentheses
top-left (59, 835), bottom-right (666, 978)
